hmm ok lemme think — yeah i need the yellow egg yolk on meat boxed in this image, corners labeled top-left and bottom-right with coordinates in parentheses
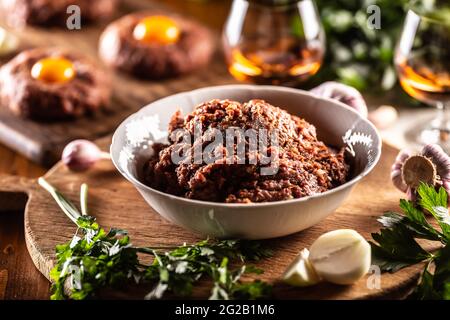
top-left (133, 16), bottom-right (180, 45)
top-left (31, 57), bottom-right (75, 84)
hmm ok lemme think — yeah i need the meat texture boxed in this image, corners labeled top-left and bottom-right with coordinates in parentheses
top-left (144, 99), bottom-right (349, 203)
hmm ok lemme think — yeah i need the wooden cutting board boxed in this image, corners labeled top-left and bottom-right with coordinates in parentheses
top-left (0, 139), bottom-right (426, 299)
top-left (0, 0), bottom-right (234, 166)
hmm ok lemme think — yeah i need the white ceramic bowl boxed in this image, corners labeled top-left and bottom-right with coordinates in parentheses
top-left (111, 85), bottom-right (381, 239)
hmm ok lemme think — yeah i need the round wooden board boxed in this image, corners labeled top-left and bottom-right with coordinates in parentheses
top-left (0, 139), bottom-right (424, 299)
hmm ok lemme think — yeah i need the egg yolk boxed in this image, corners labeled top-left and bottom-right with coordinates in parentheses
top-left (133, 16), bottom-right (180, 45)
top-left (31, 57), bottom-right (75, 84)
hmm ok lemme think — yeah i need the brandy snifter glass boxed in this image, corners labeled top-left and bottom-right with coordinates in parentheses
top-left (395, 3), bottom-right (450, 150)
top-left (222, 0), bottom-right (325, 86)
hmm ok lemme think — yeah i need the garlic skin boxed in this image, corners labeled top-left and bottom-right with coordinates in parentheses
top-left (282, 248), bottom-right (320, 287)
top-left (391, 144), bottom-right (450, 200)
top-left (391, 149), bottom-right (411, 193)
top-left (308, 229), bottom-right (371, 285)
top-left (406, 187), bottom-right (417, 203)
top-left (62, 139), bottom-right (108, 172)
top-left (310, 81), bottom-right (368, 117)
top-left (422, 144), bottom-right (450, 195)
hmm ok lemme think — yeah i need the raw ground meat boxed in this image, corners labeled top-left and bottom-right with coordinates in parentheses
top-left (143, 99), bottom-right (349, 203)
top-left (0, 47), bottom-right (110, 121)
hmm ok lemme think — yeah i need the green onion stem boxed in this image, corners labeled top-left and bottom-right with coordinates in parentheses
top-left (38, 177), bottom-right (81, 225)
top-left (80, 183), bottom-right (89, 216)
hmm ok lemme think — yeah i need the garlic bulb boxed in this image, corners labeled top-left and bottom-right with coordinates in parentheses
top-left (310, 81), bottom-right (368, 117)
top-left (62, 139), bottom-right (110, 172)
top-left (391, 144), bottom-right (450, 200)
top-left (282, 248), bottom-right (320, 287)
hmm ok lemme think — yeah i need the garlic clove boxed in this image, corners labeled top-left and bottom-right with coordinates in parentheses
top-left (391, 168), bottom-right (406, 193)
top-left (443, 180), bottom-right (450, 196)
top-left (422, 144), bottom-right (450, 182)
top-left (391, 149), bottom-right (412, 193)
top-left (368, 105), bottom-right (398, 130)
top-left (62, 139), bottom-right (109, 172)
top-left (310, 81), bottom-right (368, 117)
top-left (395, 148), bottom-right (412, 164)
top-left (282, 248), bottom-right (320, 287)
top-left (309, 229), bottom-right (371, 285)
top-left (0, 27), bottom-right (19, 57)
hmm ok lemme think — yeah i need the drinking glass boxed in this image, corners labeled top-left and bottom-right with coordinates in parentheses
top-left (222, 0), bottom-right (325, 86)
top-left (394, 2), bottom-right (450, 150)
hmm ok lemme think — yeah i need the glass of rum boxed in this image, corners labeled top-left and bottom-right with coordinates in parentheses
top-left (395, 3), bottom-right (450, 150)
top-left (222, 0), bottom-right (325, 86)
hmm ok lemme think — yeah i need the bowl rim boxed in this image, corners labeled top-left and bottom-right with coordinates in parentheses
top-left (111, 84), bottom-right (382, 208)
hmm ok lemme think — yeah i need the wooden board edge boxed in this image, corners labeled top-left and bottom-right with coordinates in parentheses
top-left (0, 269), bottom-right (7, 300)
top-left (0, 175), bottom-right (34, 212)
top-left (24, 212), bottom-right (53, 283)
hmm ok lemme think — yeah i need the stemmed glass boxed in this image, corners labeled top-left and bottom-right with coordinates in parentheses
top-left (394, 2), bottom-right (450, 151)
top-left (222, 0), bottom-right (325, 86)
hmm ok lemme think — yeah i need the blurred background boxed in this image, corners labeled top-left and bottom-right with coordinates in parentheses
top-left (0, 0), bottom-right (449, 175)
top-left (167, 0), bottom-right (446, 93)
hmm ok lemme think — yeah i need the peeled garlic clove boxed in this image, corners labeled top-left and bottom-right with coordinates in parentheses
top-left (0, 27), bottom-right (19, 57)
top-left (282, 248), bottom-right (320, 287)
top-left (368, 105), bottom-right (398, 129)
top-left (309, 229), bottom-right (371, 285)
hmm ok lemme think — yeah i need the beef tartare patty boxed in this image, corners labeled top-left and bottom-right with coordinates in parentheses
top-left (98, 11), bottom-right (214, 79)
top-left (0, 47), bottom-right (110, 121)
top-left (144, 99), bottom-right (349, 203)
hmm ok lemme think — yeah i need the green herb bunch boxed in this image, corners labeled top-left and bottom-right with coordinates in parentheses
top-left (38, 178), bottom-right (272, 300)
top-left (313, 0), bottom-right (410, 91)
top-left (371, 183), bottom-right (450, 299)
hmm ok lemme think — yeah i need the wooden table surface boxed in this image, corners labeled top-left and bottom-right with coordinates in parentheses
top-left (0, 0), bottom-right (230, 300)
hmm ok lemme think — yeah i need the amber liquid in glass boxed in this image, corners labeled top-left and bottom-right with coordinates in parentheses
top-left (396, 56), bottom-right (450, 105)
top-left (396, 54), bottom-right (450, 141)
top-left (226, 37), bottom-right (323, 86)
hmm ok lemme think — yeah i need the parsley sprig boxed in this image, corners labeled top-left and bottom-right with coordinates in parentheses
top-left (38, 178), bottom-right (272, 300)
top-left (371, 183), bottom-right (450, 299)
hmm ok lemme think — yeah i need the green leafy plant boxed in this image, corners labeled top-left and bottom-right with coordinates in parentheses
top-left (38, 178), bottom-right (272, 300)
top-left (371, 183), bottom-right (450, 299)
top-left (313, 0), bottom-right (410, 91)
